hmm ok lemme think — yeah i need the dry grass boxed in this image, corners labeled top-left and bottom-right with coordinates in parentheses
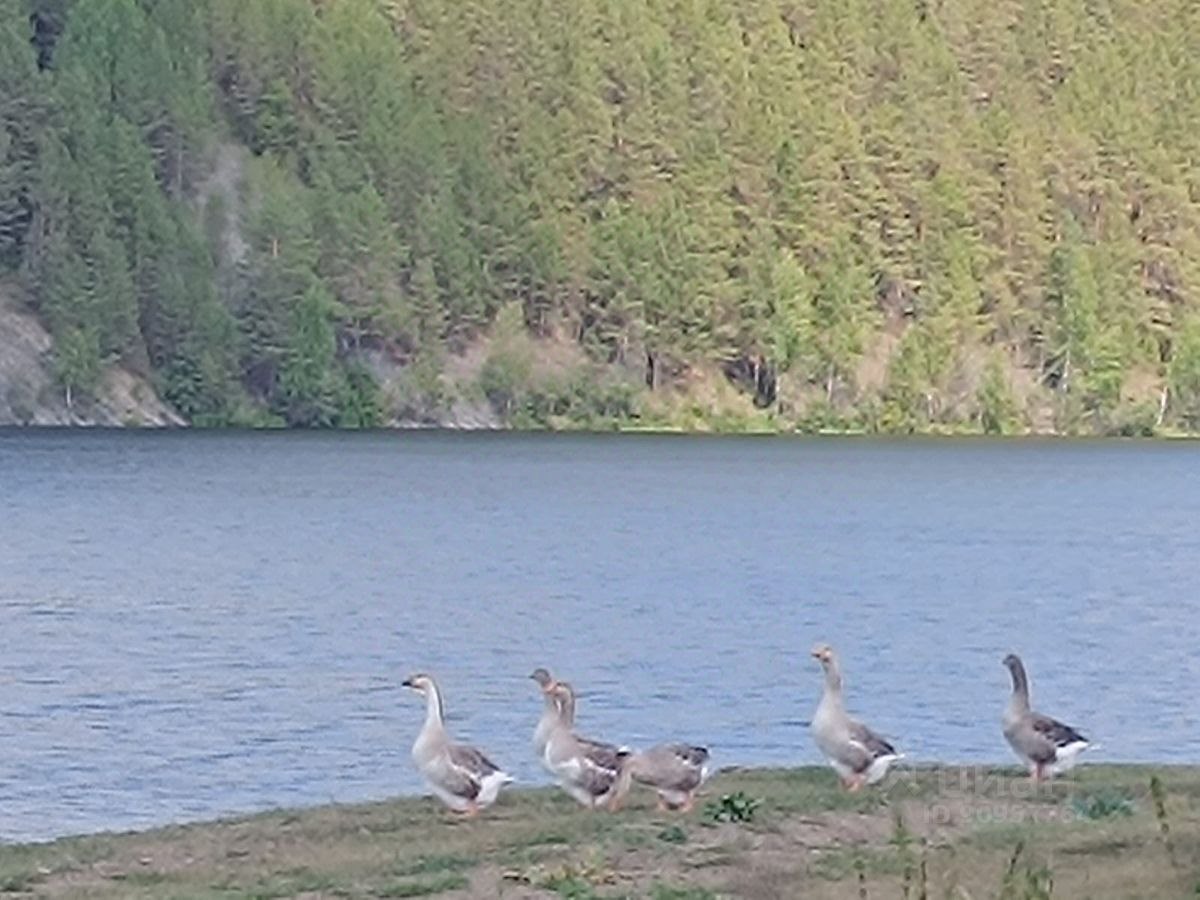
top-left (0, 766), bottom-right (1196, 898)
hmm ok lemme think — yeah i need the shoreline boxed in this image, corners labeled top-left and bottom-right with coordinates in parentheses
top-left (3, 760), bottom-right (1189, 848)
top-left (3, 764), bottom-right (1195, 897)
top-left (2, 422), bottom-right (1199, 440)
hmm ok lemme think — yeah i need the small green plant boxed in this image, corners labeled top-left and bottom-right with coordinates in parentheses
top-left (703, 791), bottom-right (761, 824)
top-left (1150, 775), bottom-right (1180, 870)
top-left (657, 824), bottom-right (688, 844)
top-left (0, 870), bottom-right (41, 893)
top-left (854, 853), bottom-right (867, 899)
top-left (1071, 789), bottom-right (1134, 820)
top-left (999, 842), bottom-right (1054, 900)
top-left (503, 857), bottom-right (615, 899)
top-left (891, 811), bottom-right (915, 898)
top-left (541, 874), bottom-right (598, 899)
top-left (650, 885), bottom-right (717, 900)
top-left (891, 811), bottom-right (929, 900)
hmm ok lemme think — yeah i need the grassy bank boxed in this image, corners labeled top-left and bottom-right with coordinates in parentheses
top-left (2, 766), bottom-right (1197, 898)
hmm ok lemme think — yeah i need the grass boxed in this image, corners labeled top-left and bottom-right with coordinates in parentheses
top-left (0, 766), bottom-right (1196, 898)
top-left (377, 873), bottom-right (471, 897)
top-left (391, 855), bottom-right (477, 878)
top-left (1071, 788), bottom-right (1136, 820)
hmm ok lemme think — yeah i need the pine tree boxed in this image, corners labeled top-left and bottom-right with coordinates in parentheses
top-left (84, 225), bottom-right (140, 361)
top-left (0, 0), bottom-right (39, 268)
top-left (278, 281), bottom-right (337, 425)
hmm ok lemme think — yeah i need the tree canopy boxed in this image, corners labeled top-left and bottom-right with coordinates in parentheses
top-left (3, 0), bottom-right (1200, 433)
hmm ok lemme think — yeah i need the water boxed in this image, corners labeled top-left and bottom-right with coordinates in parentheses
top-left (1, 431), bottom-right (1197, 842)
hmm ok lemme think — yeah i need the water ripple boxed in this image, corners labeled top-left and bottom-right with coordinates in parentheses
top-left (0, 431), bottom-right (1197, 842)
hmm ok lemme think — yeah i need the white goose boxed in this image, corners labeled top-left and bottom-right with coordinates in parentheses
top-left (402, 673), bottom-right (513, 815)
top-left (1002, 653), bottom-right (1091, 781)
top-left (543, 680), bottom-right (629, 810)
top-left (809, 644), bottom-right (902, 790)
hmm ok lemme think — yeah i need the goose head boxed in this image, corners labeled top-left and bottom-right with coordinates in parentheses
top-left (1001, 653), bottom-right (1030, 698)
top-left (530, 668), bottom-right (556, 692)
top-left (401, 673), bottom-right (436, 694)
top-left (811, 643), bottom-right (836, 667)
top-left (811, 643), bottom-right (844, 694)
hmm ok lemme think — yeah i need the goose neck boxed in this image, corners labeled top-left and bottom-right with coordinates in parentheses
top-left (822, 658), bottom-right (844, 699)
top-left (422, 681), bottom-right (446, 734)
top-left (1007, 660), bottom-right (1031, 712)
top-left (556, 686), bottom-right (576, 727)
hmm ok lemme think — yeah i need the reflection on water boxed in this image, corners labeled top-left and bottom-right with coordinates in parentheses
top-left (1, 431), bottom-right (1197, 841)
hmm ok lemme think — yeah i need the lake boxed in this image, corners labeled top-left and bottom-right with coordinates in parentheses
top-left (1, 431), bottom-right (1197, 842)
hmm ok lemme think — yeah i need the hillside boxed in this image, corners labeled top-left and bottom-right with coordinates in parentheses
top-left (3, 0), bottom-right (1200, 432)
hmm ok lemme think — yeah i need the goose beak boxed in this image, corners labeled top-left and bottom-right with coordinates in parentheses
top-left (401, 677), bottom-right (415, 689)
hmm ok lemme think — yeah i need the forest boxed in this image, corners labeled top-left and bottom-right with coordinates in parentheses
top-left (3, 0), bottom-right (1200, 433)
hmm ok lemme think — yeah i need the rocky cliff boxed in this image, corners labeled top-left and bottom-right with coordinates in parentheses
top-left (0, 287), bottom-right (184, 427)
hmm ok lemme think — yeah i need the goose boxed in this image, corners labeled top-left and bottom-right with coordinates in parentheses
top-left (543, 680), bottom-right (629, 810)
top-left (530, 667), bottom-right (559, 772)
top-left (402, 673), bottom-right (513, 815)
top-left (615, 743), bottom-right (710, 812)
top-left (809, 644), bottom-right (902, 790)
top-left (1002, 653), bottom-right (1091, 781)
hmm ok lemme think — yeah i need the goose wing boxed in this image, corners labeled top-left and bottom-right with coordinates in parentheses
top-left (1008, 716), bottom-right (1057, 765)
top-left (568, 735), bottom-right (626, 795)
top-left (576, 736), bottom-right (625, 773)
top-left (1031, 713), bottom-right (1087, 749)
top-left (848, 720), bottom-right (896, 758)
top-left (842, 720), bottom-right (897, 773)
top-left (436, 743), bottom-right (501, 800)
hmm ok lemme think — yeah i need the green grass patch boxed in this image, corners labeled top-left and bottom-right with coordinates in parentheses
top-left (244, 868), bottom-right (341, 898)
top-left (809, 847), bottom-right (907, 882)
top-left (649, 885), bottom-right (717, 899)
top-left (0, 870), bottom-right (42, 894)
top-left (390, 854), bottom-right (476, 877)
top-left (1072, 788), bottom-right (1136, 820)
top-left (657, 825), bottom-right (688, 845)
top-left (508, 829), bottom-right (571, 848)
top-left (541, 874), bottom-right (600, 898)
top-left (377, 873), bottom-right (470, 897)
top-left (108, 870), bottom-right (173, 886)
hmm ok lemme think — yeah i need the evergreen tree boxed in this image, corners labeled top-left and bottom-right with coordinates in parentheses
top-left (278, 282), bottom-right (337, 426)
top-left (0, 1), bottom-right (38, 268)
